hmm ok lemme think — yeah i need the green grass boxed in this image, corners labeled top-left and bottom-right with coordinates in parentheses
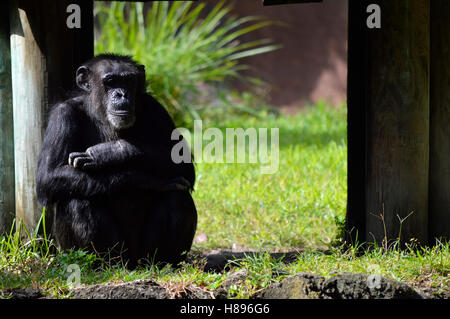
top-left (192, 101), bottom-right (347, 251)
top-left (1, 104), bottom-right (449, 299)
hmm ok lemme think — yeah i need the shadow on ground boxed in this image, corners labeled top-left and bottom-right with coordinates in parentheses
top-left (189, 249), bottom-right (312, 273)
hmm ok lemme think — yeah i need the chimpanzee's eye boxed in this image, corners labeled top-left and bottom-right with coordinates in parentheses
top-left (103, 74), bottom-right (136, 89)
top-left (103, 78), bottom-right (115, 87)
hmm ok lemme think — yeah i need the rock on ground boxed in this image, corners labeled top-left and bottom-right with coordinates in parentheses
top-left (258, 273), bottom-right (426, 299)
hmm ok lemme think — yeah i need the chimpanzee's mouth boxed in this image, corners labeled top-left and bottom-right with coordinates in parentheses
top-left (109, 110), bottom-right (132, 117)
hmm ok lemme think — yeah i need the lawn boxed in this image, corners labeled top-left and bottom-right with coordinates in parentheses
top-left (192, 102), bottom-right (347, 251)
top-left (0, 103), bottom-right (448, 299)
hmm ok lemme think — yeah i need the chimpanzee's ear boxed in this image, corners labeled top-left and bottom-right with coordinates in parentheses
top-left (76, 66), bottom-right (91, 92)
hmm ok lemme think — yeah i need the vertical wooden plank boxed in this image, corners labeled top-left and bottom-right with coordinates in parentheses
top-left (0, 2), bottom-right (15, 235)
top-left (429, 0), bottom-right (450, 242)
top-left (365, 0), bottom-right (430, 245)
top-left (10, 0), bottom-right (46, 231)
top-left (10, 0), bottom-right (93, 232)
top-left (345, 0), bottom-right (370, 245)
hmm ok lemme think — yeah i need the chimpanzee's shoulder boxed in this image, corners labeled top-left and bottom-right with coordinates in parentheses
top-left (141, 93), bottom-right (164, 108)
top-left (47, 96), bottom-right (88, 124)
top-left (141, 94), bottom-right (173, 119)
top-left (50, 96), bottom-right (85, 114)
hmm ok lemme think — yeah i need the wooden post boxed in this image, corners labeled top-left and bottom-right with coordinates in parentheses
top-left (365, 0), bottom-right (430, 246)
top-left (9, 0), bottom-right (93, 232)
top-left (0, 2), bottom-right (15, 235)
top-left (347, 0), bottom-right (430, 246)
top-left (429, 0), bottom-right (450, 242)
top-left (345, 0), bottom-right (369, 245)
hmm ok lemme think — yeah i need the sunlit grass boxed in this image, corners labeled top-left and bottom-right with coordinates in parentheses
top-left (192, 102), bottom-right (347, 250)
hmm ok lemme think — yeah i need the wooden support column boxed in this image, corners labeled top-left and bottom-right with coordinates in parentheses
top-left (347, 0), bottom-right (430, 246)
top-left (9, 0), bottom-right (93, 232)
top-left (365, 0), bottom-right (430, 246)
top-left (0, 2), bottom-right (15, 235)
top-left (346, 0), bottom-right (369, 245)
top-left (429, 0), bottom-right (450, 242)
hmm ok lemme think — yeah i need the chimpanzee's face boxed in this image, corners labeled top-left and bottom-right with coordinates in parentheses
top-left (99, 62), bottom-right (138, 129)
top-left (76, 59), bottom-right (145, 130)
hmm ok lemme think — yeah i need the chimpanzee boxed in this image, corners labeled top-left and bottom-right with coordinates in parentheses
top-left (36, 54), bottom-right (197, 267)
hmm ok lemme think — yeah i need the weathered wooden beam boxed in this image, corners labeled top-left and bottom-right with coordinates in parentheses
top-left (347, 0), bottom-right (430, 246)
top-left (429, 0), bottom-right (450, 242)
top-left (365, 0), bottom-right (430, 246)
top-left (0, 2), bottom-right (15, 236)
top-left (9, 0), bottom-right (93, 232)
top-left (10, 0), bottom-right (48, 232)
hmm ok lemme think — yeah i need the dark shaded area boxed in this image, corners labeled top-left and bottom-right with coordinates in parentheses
top-left (192, 250), bottom-right (305, 272)
top-left (429, 0), bottom-right (450, 241)
top-left (10, 0), bottom-right (93, 106)
top-left (345, 0), bottom-right (368, 248)
top-left (0, 288), bottom-right (43, 299)
top-left (0, 1), bottom-right (15, 236)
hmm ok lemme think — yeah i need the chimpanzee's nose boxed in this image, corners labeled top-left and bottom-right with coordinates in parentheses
top-left (115, 89), bottom-right (130, 101)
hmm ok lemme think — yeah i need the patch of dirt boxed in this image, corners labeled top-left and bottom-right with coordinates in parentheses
top-left (70, 280), bottom-right (170, 299)
top-left (67, 279), bottom-right (214, 299)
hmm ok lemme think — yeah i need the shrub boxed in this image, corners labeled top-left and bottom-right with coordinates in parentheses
top-left (95, 1), bottom-right (280, 125)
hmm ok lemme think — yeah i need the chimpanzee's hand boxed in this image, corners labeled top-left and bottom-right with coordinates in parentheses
top-left (68, 152), bottom-right (97, 170)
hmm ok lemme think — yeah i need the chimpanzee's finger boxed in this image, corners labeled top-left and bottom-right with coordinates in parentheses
top-left (68, 152), bottom-right (88, 166)
top-left (73, 156), bottom-right (93, 169)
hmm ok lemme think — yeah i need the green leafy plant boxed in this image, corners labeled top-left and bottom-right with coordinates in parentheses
top-left (95, 1), bottom-right (281, 125)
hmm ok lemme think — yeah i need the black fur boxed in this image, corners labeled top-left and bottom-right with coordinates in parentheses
top-left (36, 54), bottom-right (197, 267)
